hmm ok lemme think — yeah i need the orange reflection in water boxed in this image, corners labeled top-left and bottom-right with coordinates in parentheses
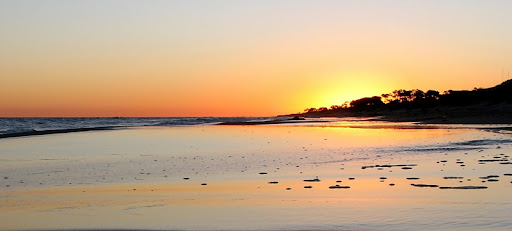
top-left (0, 124), bottom-right (511, 230)
top-left (2, 175), bottom-right (509, 230)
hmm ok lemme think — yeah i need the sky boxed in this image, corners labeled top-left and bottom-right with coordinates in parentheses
top-left (1, 0), bottom-right (511, 117)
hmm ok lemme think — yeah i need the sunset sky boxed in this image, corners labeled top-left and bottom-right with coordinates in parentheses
top-left (1, 0), bottom-right (511, 117)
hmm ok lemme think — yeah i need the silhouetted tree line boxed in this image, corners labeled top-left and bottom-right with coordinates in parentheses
top-left (302, 79), bottom-right (512, 115)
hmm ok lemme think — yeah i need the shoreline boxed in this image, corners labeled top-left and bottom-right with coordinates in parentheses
top-left (0, 126), bottom-right (119, 139)
top-left (2, 116), bottom-right (511, 140)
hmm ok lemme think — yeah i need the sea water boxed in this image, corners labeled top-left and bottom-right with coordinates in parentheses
top-left (0, 117), bottom-right (269, 137)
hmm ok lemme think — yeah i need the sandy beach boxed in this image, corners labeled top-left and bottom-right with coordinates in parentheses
top-left (1, 121), bottom-right (511, 230)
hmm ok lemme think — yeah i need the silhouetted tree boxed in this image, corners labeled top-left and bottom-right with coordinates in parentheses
top-left (304, 108), bottom-right (317, 113)
top-left (425, 90), bottom-right (440, 99)
top-left (381, 93), bottom-right (392, 103)
top-left (341, 101), bottom-right (350, 108)
top-left (300, 79), bottom-right (512, 117)
top-left (350, 96), bottom-right (384, 109)
top-left (411, 89), bottom-right (425, 101)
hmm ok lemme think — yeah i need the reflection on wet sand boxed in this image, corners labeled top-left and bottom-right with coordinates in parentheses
top-left (0, 123), bottom-right (511, 230)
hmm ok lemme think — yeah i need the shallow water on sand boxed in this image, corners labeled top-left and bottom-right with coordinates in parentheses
top-left (0, 123), bottom-right (511, 230)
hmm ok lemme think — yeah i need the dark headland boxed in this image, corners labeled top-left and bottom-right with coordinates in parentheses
top-left (282, 79), bottom-right (512, 124)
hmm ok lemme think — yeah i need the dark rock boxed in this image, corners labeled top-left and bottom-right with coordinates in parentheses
top-left (290, 116), bottom-right (305, 120)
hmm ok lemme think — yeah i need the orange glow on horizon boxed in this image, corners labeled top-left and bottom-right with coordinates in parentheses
top-left (1, 1), bottom-right (510, 117)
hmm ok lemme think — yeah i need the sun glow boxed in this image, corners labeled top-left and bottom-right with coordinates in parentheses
top-left (306, 71), bottom-right (397, 109)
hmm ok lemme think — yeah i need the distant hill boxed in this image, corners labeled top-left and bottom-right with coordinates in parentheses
top-left (283, 79), bottom-right (512, 124)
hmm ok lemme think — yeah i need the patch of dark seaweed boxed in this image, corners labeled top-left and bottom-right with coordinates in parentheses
top-left (329, 185), bottom-right (350, 189)
top-left (362, 164), bottom-right (417, 169)
top-left (480, 175), bottom-right (500, 179)
top-left (411, 183), bottom-right (439, 188)
top-left (439, 186), bottom-right (488, 189)
top-left (407, 177), bottom-right (420, 180)
top-left (443, 177), bottom-right (464, 179)
top-left (303, 178), bottom-right (321, 182)
top-left (478, 159), bottom-right (509, 162)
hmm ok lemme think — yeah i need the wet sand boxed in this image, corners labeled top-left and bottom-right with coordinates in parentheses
top-left (1, 122), bottom-right (511, 230)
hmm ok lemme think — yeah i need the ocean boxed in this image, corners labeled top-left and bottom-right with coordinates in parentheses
top-left (0, 117), bottom-right (270, 138)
